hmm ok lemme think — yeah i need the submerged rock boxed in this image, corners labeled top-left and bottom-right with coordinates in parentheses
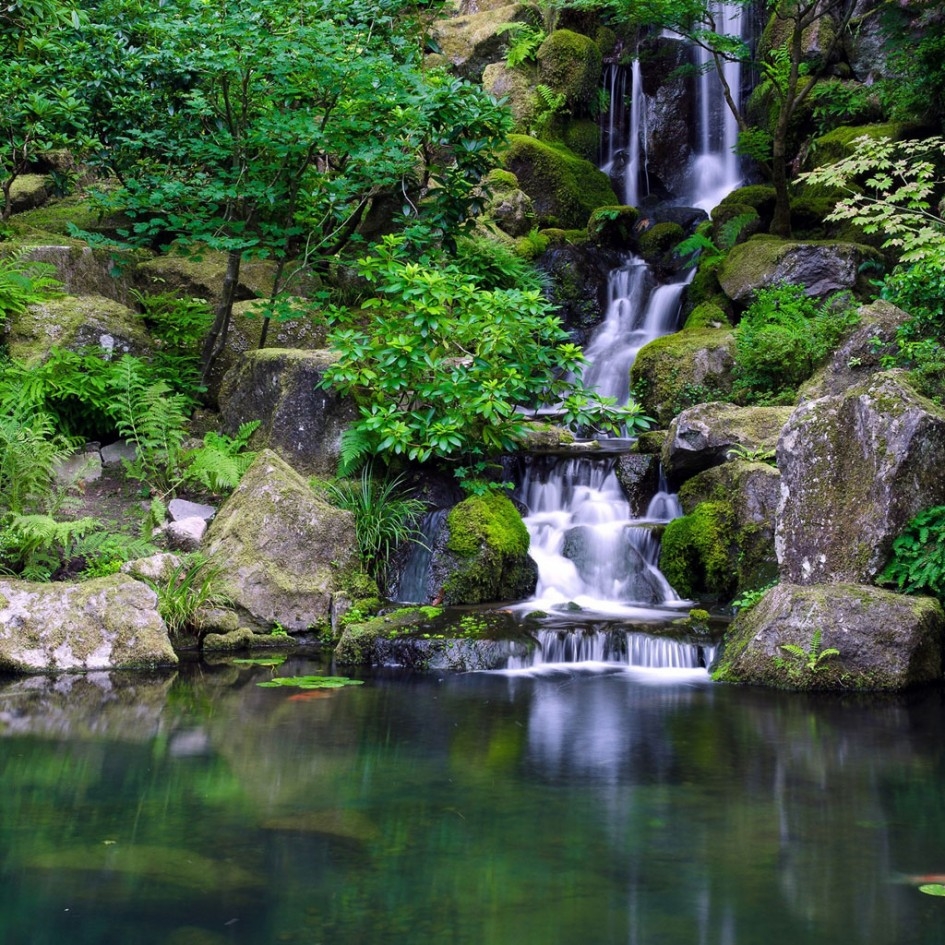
top-left (0, 575), bottom-right (177, 673)
top-left (777, 371), bottom-right (945, 585)
top-left (203, 450), bottom-right (373, 632)
top-left (713, 583), bottom-right (944, 691)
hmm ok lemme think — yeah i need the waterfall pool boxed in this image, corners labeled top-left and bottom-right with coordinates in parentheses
top-left (2, 658), bottom-right (944, 945)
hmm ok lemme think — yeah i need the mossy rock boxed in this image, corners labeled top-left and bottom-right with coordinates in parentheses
top-left (7, 193), bottom-right (122, 239)
top-left (718, 237), bottom-right (881, 302)
top-left (659, 501), bottom-right (736, 600)
top-left (334, 606), bottom-right (444, 665)
top-left (431, 2), bottom-right (532, 80)
top-left (503, 135), bottom-right (618, 229)
top-left (713, 583), bottom-right (945, 691)
top-left (637, 221), bottom-right (685, 270)
top-left (436, 493), bottom-right (537, 605)
top-left (536, 29), bottom-right (603, 112)
top-left (716, 185), bottom-right (777, 219)
top-left (631, 326), bottom-right (736, 428)
top-left (7, 174), bottom-right (49, 215)
top-left (710, 204), bottom-right (760, 247)
top-left (809, 122), bottom-right (918, 168)
top-left (482, 61), bottom-right (539, 130)
top-left (633, 429), bottom-right (667, 454)
top-left (564, 118), bottom-right (602, 162)
top-left (587, 205), bottom-right (639, 247)
top-left (683, 300), bottom-right (732, 331)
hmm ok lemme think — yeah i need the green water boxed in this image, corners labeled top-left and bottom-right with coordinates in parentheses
top-left (0, 656), bottom-right (943, 945)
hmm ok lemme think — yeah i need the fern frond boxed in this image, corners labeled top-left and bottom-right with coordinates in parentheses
top-left (338, 425), bottom-right (373, 476)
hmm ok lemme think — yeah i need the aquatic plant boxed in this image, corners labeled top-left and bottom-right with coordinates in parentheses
top-left (257, 675), bottom-right (364, 690)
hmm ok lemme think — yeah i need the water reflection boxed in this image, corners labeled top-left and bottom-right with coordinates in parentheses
top-left (0, 663), bottom-right (942, 945)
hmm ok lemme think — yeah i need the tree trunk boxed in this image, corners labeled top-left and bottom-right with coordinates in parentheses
top-left (199, 247), bottom-right (242, 390)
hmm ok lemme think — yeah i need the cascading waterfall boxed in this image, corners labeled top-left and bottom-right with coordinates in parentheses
top-left (600, 60), bottom-right (648, 207)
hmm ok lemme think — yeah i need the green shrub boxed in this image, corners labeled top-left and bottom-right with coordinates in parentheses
top-left (0, 249), bottom-right (63, 324)
top-left (733, 283), bottom-right (857, 402)
top-left (145, 553), bottom-right (231, 641)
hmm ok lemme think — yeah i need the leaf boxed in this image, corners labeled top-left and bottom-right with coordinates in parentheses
top-left (919, 884), bottom-right (945, 897)
top-left (256, 675), bottom-right (364, 689)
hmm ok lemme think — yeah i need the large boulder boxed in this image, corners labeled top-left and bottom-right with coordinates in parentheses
top-left (631, 324), bottom-right (736, 428)
top-left (536, 29), bottom-right (603, 112)
top-left (713, 583), bottom-right (944, 691)
top-left (661, 460), bottom-right (781, 600)
top-left (718, 238), bottom-right (880, 302)
top-left (18, 244), bottom-right (138, 304)
top-left (503, 135), bottom-right (619, 229)
top-left (0, 575), bottom-right (177, 673)
top-left (799, 299), bottom-right (911, 401)
top-left (614, 453), bottom-right (660, 517)
top-left (7, 294), bottom-right (152, 362)
top-left (431, 3), bottom-right (530, 80)
top-left (777, 371), bottom-right (945, 585)
top-left (203, 450), bottom-right (372, 632)
top-left (482, 62), bottom-right (539, 131)
top-left (431, 493), bottom-right (537, 605)
top-left (217, 348), bottom-right (356, 477)
top-left (661, 402), bottom-right (793, 481)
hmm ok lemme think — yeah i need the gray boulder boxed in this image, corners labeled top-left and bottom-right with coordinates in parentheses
top-left (718, 239), bottom-right (879, 302)
top-left (218, 348), bottom-right (357, 477)
top-left (662, 402), bottom-right (793, 480)
top-left (777, 371), bottom-right (945, 585)
top-left (713, 583), bottom-right (944, 691)
top-left (203, 449), bottom-right (371, 632)
top-left (614, 453), bottom-right (660, 517)
top-left (20, 244), bottom-right (136, 304)
top-left (164, 517), bottom-right (208, 552)
top-left (0, 575), bottom-right (177, 673)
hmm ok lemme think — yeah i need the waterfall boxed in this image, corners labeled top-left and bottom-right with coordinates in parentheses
top-left (391, 509), bottom-right (447, 604)
top-left (685, 0), bottom-right (744, 210)
top-left (600, 60), bottom-right (648, 207)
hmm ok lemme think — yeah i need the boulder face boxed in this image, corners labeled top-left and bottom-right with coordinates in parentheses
top-left (22, 244), bottom-right (135, 304)
top-left (431, 3), bottom-right (529, 80)
top-left (614, 453), bottom-right (660, 517)
top-left (8, 295), bottom-right (152, 362)
top-left (661, 402), bottom-right (793, 481)
top-left (203, 449), bottom-right (368, 631)
top-left (718, 239), bottom-right (879, 302)
top-left (713, 583), bottom-right (944, 691)
top-left (0, 575), bottom-right (177, 673)
top-left (431, 493), bottom-right (537, 605)
top-left (217, 348), bottom-right (357, 477)
top-left (777, 371), bottom-right (945, 585)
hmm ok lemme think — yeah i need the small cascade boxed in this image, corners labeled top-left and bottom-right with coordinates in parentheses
top-left (516, 455), bottom-right (680, 614)
top-left (685, 0), bottom-right (744, 210)
top-left (391, 509), bottom-right (447, 604)
top-left (600, 60), bottom-right (648, 206)
top-left (506, 627), bottom-right (717, 670)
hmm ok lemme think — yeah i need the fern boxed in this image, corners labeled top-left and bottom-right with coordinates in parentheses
top-left (531, 84), bottom-right (568, 136)
top-left (0, 412), bottom-right (76, 515)
top-left (718, 212), bottom-right (758, 251)
top-left (183, 420), bottom-right (260, 494)
top-left (0, 247), bottom-right (64, 323)
top-left (497, 21), bottom-right (545, 68)
top-left (0, 513), bottom-right (100, 580)
top-left (111, 355), bottom-right (189, 496)
top-left (338, 425), bottom-right (373, 476)
top-left (676, 231), bottom-right (725, 269)
top-left (879, 505), bottom-right (945, 601)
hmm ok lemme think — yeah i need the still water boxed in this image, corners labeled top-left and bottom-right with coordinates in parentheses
top-left (1, 655), bottom-right (944, 945)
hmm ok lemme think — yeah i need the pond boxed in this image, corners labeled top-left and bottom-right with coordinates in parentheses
top-left (1, 654), bottom-right (943, 945)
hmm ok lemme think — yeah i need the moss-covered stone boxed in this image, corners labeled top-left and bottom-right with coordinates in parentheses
top-left (564, 118), bottom-right (602, 162)
top-left (712, 582), bottom-right (945, 691)
top-left (631, 326), bottom-right (736, 428)
top-left (8, 193), bottom-right (117, 239)
top-left (432, 2), bottom-right (531, 80)
top-left (809, 122), bottom-right (918, 168)
top-left (334, 606), bottom-right (444, 665)
top-left (503, 134), bottom-right (618, 229)
top-left (437, 493), bottom-right (537, 605)
top-left (710, 203), bottom-right (760, 247)
top-left (587, 205), bottom-right (639, 247)
top-left (536, 29), bottom-right (603, 112)
top-left (637, 221), bottom-right (685, 270)
top-left (8, 294), bottom-right (153, 362)
top-left (683, 300), bottom-right (731, 331)
top-left (716, 185), bottom-right (777, 218)
top-left (718, 237), bottom-right (882, 301)
top-left (660, 501), bottom-right (735, 599)
top-left (482, 61), bottom-right (539, 131)
top-left (7, 174), bottom-right (49, 214)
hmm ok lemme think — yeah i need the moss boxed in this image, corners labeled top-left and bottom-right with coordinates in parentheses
top-left (710, 203), bottom-right (761, 247)
top-left (504, 134), bottom-right (617, 229)
top-left (684, 301), bottom-right (731, 330)
top-left (660, 501), bottom-right (736, 600)
top-left (595, 25), bottom-right (617, 57)
top-left (442, 493), bottom-right (535, 605)
top-left (484, 168), bottom-right (520, 194)
top-left (717, 185), bottom-right (777, 217)
top-left (637, 221), bottom-right (685, 269)
top-left (540, 227), bottom-right (587, 246)
top-left (564, 118), bottom-right (602, 162)
top-left (587, 205), bottom-right (639, 247)
top-left (810, 122), bottom-right (918, 168)
top-left (334, 606), bottom-right (444, 665)
top-left (536, 29), bottom-right (603, 112)
top-left (633, 430), bottom-right (667, 454)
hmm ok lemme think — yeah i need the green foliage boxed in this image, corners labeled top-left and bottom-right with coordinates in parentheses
top-left (183, 421), bottom-right (260, 495)
top-left (77, 532), bottom-right (157, 579)
top-left (0, 249), bottom-right (63, 323)
top-left (145, 553), bottom-right (231, 640)
top-left (733, 284), bottom-right (857, 402)
top-left (919, 884), bottom-right (945, 897)
top-left (725, 444), bottom-right (777, 465)
top-left (322, 465), bottom-right (427, 593)
top-left (779, 629), bottom-right (840, 673)
top-left (0, 513), bottom-right (99, 581)
top-left (531, 83), bottom-right (568, 137)
top-left (453, 235), bottom-right (545, 292)
top-left (497, 21), bottom-right (545, 68)
top-left (732, 581), bottom-right (776, 612)
top-left (0, 411), bottom-right (75, 515)
top-left (878, 505), bottom-right (945, 603)
top-left (112, 356), bottom-right (189, 498)
top-left (809, 81), bottom-right (877, 137)
top-left (321, 235), bottom-right (648, 469)
top-left (801, 136), bottom-right (945, 264)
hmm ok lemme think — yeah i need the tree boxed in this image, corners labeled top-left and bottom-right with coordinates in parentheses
top-left (84, 0), bottom-right (510, 384)
top-left (0, 0), bottom-right (91, 219)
